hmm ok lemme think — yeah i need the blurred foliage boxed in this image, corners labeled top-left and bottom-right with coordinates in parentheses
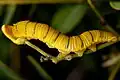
top-left (0, 0), bottom-right (120, 80)
top-left (27, 55), bottom-right (53, 80)
top-left (51, 4), bottom-right (88, 33)
top-left (0, 61), bottom-right (23, 80)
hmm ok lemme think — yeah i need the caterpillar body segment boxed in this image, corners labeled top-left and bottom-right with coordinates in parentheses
top-left (12, 21), bottom-right (28, 38)
top-left (1, 21), bottom-right (118, 61)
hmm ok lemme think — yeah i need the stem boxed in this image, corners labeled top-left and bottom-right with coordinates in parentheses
top-left (87, 0), bottom-right (119, 36)
top-left (24, 39), bottom-right (119, 63)
top-left (25, 41), bottom-right (52, 57)
top-left (23, 37), bottom-right (120, 63)
top-left (108, 60), bottom-right (120, 80)
top-left (63, 41), bottom-right (118, 62)
top-left (24, 40), bottom-right (58, 63)
top-left (102, 54), bottom-right (120, 67)
top-left (24, 40), bottom-right (70, 63)
top-left (87, 0), bottom-right (104, 22)
top-left (86, 2), bottom-right (120, 79)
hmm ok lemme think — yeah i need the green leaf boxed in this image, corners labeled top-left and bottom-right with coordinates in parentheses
top-left (51, 4), bottom-right (88, 33)
top-left (27, 55), bottom-right (53, 80)
top-left (0, 60), bottom-right (24, 80)
top-left (109, 1), bottom-right (120, 10)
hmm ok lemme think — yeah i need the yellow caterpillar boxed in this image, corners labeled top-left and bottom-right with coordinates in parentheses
top-left (1, 21), bottom-right (118, 59)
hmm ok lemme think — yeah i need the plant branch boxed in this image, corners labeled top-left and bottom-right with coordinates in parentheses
top-left (24, 40), bottom-right (58, 63)
top-left (63, 41), bottom-right (119, 62)
top-left (87, 0), bottom-right (104, 23)
top-left (108, 60), bottom-right (120, 80)
top-left (25, 41), bottom-right (52, 58)
top-left (87, 0), bottom-right (119, 36)
top-left (24, 37), bottom-right (120, 63)
top-left (102, 53), bottom-right (120, 67)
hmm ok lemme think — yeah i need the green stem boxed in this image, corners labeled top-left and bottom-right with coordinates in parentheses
top-left (87, 1), bottom-right (120, 79)
top-left (25, 41), bottom-right (51, 58)
top-left (50, 41), bottom-right (119, 63)
top-left (108, 60), bottom-right (120, 80)
top-left (64, 41), bottom-right (118, 61)
top-left (87, 0), bottom-right (119, 36)
top-left (24, 39), bottom-right (119, 63)
top-left (102, 54), bottom-right (120, 67)
top-left (23, 36), bottom-right (120, 63)
top-left (87, 0), bottom-right (104, 22)
top-left (24, 41), bottom-right (58, 63)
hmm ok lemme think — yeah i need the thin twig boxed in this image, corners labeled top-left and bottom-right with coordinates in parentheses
top-left (24, 40), bottom-right (58, 63)
top-left (48, 41), bottom-right (119, 63)
top-left (25, 41), bottom-right (51, 57)
top-left (61, 41), bottom-right (118, 62)
top-left (108, 60), bottom-right (120, 80)
top-left (87, 1), bottom-right (120, 79)
top-left (87, 0), bottom-right (104, 23)
top-left (87, 0), bottom-right (119, 36)
top-left (102, 54), bottom-right (120, 67)
top-left (24, 38), bottom-right (120, 63)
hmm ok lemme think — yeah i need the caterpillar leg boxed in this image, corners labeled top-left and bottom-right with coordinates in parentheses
top-left (50, 50), bottom-right (70, 64)
top-left (46, 43), bottom-right (54, 48)
top-left (64, 49), bottom-right (86, 61)
top-left (56, 49), bottom-right (70, 61)
top-left (75, 49), bottom-right (86, 57)
top-left (14, 38), bottom-right (27, 45)
top-left (88, 44), bottom-right (96, 52)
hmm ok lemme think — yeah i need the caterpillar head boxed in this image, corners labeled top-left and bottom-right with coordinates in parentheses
top-left (1, 25), bottom-right (18, 44)
top-left (108, 32), bottom-right (118, 42)
top-left (111, 36), bottom-right (118, 42)
top-left (1, 25), bottom-right (14, 38)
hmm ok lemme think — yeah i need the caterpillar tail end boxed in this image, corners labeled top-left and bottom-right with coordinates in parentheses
top-left (88, 44), bottom-right (97, 52)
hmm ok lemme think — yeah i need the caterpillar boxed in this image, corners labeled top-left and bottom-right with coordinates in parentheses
top-left (1, 21), bottom-right (118, 60)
